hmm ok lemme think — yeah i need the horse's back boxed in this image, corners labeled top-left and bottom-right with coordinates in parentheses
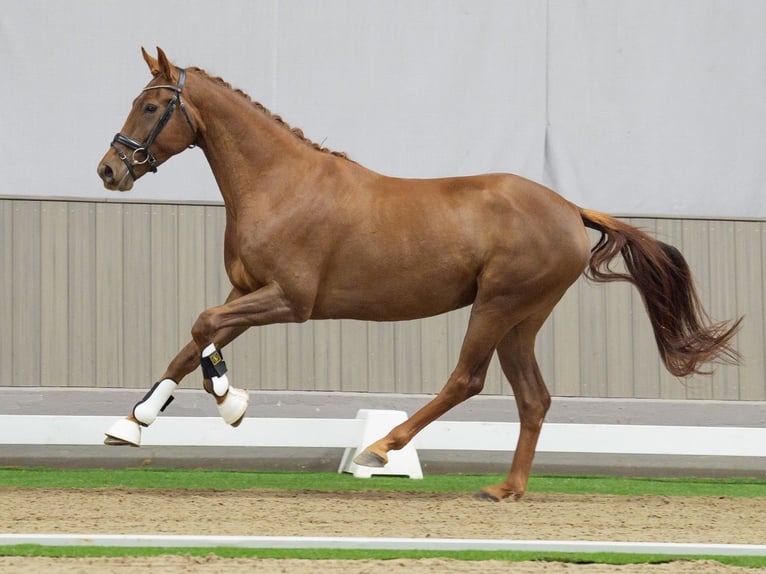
top-left (308, 169), bottom-right (589, 321)
top-left (373, 171), bottom-right (589, 270)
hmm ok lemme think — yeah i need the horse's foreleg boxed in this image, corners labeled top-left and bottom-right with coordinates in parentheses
top-left (475, 315), bottom-right (551, 502)
top-left (103, 326), bottom-right (247, 446)
top-left (196, 341), bottom-right (251, 427)
top-left (353, 306), bottom-right (502, 469)
top-left (189, 281), bottom-right (306, 426)
top-left (104, 288), bottom-right (250, 446)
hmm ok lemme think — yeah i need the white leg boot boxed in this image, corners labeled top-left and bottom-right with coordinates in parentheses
top-left (104, 378), bottom-right (177, 446)
top-left (201, 344), bottom-right (249, 426)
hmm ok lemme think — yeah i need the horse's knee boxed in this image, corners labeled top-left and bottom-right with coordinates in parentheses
top-left (191, 309), bottom-right (218, 345)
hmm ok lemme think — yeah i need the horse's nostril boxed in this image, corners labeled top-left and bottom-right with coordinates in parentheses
top-left (102, 164), bottom-right (114, 180)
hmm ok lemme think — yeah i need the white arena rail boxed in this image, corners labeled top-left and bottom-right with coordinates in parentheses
top-left (1, 410), bottom-right (764, 479)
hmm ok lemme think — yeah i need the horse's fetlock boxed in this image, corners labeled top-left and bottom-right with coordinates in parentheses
top-left (388, 427), bottom-right (412, 451)
top-left (201, 343), bottom-right (229, 397)
top-left (132, 378), bottom-right (177, 426)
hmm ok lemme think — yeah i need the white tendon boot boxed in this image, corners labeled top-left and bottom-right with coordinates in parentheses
top-left (201, 343), bottom-right (249, 426)
top-left (103, 378), bottom-right (177, 446)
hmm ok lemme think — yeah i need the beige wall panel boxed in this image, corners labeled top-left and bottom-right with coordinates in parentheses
top-left (66, 202), bottom-right (96, 387)
top-left (257, 324), bottom-right (289, 391)
top-left (579, 277), bottom-right (607, 397)
top-left (285, 322), bottom-right (315, 390)
top-left (734, 221), bottom-right (765, 400)
top-left (1, 198), bottom-right (762, 401)
top-left (149, 205), bottom-right (180, 378)
top-left (122, 204), bottom-right (153, 388)
top-left (706, 220), bottom-right (741, 400)
top-left (551, 282), bottom-right (582, 397)
top-left (12, 201), bottom-right (41, 386)
top-left (40, 202), bottom-right (69, 387)
top-left (339, 321), bottom-right (369, 392)
top-left (310, 320), bottom-right (342, 392)
top-left (393, 320), bottom-right (422, 393)
top-left (366, 321), bottom-right (396, 394)
top-left (94, 203), bottom-right (124, 388)
top-left (0, 201), bottom-right (13, 387)
top-left (757, 222), bottom-right (766, 400)
top-left (228, 326), bottom-right (259, 391)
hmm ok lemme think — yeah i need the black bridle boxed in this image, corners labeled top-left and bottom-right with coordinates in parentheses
top-left (111, 67), bottom-right (197, 179)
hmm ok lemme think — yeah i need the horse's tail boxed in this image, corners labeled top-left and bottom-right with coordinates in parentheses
top-left (579, 208), bottom-right (742, 377)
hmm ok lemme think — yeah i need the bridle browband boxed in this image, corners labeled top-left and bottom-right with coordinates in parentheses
top-left (111, 67), bottom-right (197, 179)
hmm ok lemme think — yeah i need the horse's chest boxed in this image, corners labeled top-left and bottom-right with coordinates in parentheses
top-left (222, 220), bottom-right (271, 292)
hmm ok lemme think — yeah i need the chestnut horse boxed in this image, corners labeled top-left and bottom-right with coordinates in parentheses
top-left (97, 48), bottom-right (740, 501)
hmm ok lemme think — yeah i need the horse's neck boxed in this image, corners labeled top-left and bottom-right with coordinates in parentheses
top-left (192, 80), bottom-right (305, 207)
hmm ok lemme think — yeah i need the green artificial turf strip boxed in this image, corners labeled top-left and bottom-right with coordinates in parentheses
top-left (1, 468), bottom-right (765, 498)
top-left (1, 545), bottom-right (765, 568)
top-left (2, 469), bottom-right (764, 566)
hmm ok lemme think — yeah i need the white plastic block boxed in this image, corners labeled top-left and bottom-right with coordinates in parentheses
top-left (338, 409), bottom-right (423, 479)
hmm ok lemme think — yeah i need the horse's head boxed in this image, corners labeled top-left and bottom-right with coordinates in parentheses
top-left (97, 47), bottom-right (198, 191)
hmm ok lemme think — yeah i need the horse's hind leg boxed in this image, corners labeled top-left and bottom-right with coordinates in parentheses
top-left (475, 311), bottom-right (552, 502)
top-left (353, 302), bottom-right (510, 468)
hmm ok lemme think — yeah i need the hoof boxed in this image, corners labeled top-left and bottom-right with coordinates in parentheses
top-left (217, 387), bottom-right (249, 426)
top-left (353, 449), bottom-right (387, 468)
top-left (473, 489), bottom-right (501, 502)
top-left (104, 418), bottom-right (141, 447)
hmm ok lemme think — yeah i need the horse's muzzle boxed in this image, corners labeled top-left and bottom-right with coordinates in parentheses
top-left (97, 153), bottom-right (134, 191)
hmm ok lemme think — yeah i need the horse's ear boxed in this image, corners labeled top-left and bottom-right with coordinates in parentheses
top-left (141, 47), bottom-right (161, 77)
top-left (156, 47), bottom-right (179, 83)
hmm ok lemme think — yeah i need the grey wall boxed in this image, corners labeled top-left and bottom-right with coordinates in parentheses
top-left (1, 197), bottom-right (760, 400)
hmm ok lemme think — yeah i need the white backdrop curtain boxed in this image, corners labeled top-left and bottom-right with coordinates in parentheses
top-left (1, 0), bottom-right (764, 217)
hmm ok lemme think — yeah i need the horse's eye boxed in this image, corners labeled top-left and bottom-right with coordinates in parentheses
top-left (144, 103), bottom-right (158, 114)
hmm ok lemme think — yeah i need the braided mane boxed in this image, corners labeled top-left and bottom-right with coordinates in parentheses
top-left (190, 67), bottom-right (349, 160)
